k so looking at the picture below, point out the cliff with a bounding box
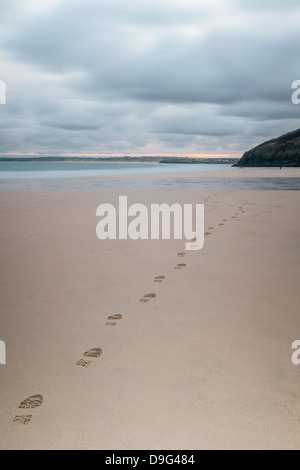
[235,129,300,167]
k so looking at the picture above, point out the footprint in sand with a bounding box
[154,275,165,283]
[140,293,156,302]
[222,219,227,222]
[76,347,102,368]
[177,252,186,258]
[231,216,237,218]
[106,314,122,326]
[208,227,214,230]
[205,232,211,236]
[175,263,186,270]
[218,223,225,226]
[12,395,43,426]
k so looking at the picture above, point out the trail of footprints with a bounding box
[204,204,245,236]
[12,199,246,425]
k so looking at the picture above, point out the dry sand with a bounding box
[0,188,299,449]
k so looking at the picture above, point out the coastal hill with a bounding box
[235,128,300,167]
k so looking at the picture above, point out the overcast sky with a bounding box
[0,0,299,156]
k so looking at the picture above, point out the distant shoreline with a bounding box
[0,156,239,165]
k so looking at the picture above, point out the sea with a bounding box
[0,160,299,190]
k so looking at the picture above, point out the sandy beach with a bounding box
[0,187,299,449]
[108,167,300,179]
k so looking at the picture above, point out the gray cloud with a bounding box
[235,0,300,11]
[0,0,299,155]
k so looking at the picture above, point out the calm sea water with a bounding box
[0,161,299,190]
[0,161,231,178]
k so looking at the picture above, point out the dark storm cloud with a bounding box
[0,0,299,155]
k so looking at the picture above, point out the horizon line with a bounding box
[0,153,242,158]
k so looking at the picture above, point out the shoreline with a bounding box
[1,167,300,181]
[0,168,300,192]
